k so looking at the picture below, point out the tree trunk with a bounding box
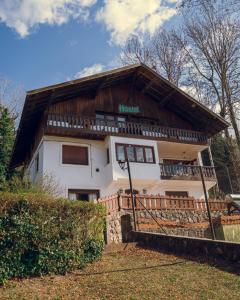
[228,102,240,147]
[226,138,240,192]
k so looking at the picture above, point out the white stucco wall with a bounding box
[27,140,44,184]
[42,136,109,198]
[27,135,216,199]
[108,136,160,182]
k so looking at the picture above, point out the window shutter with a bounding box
[62,145,88,165]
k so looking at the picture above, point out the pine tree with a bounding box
[0,106,15,188]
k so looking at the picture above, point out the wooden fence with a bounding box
[97,194,228,215]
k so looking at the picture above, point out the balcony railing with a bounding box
[46,113,208,144]
[160,163,216,181]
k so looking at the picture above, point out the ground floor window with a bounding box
[68,189,99,201]
[165,191,189,198]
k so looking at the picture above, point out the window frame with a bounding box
[62,144,89,166]
[68,189,100,201]
[165,191,189,198]
[115,143,155,164]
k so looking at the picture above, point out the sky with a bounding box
[0,0,180,92]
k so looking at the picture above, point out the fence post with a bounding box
[117,193,122,211]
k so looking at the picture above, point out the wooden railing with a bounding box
[159,163,216,181]
[46,113,208,144]
[97,194,228,215]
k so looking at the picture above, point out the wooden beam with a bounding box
[141,78,154,94]
[159,90,176,108]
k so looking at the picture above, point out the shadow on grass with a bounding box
[136,244,240,276]
[71,259,187,276]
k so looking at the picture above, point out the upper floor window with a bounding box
[116,143,155,164]
[62,145,88,165]
[96,113,126,123]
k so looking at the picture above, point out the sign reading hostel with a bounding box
[119,104,140,113]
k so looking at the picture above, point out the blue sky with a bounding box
[0,0,179,91]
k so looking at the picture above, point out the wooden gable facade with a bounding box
[10,63,228,169]
[48,82,193,130]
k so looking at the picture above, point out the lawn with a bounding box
[1,246,239,300]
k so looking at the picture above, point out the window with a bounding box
[165,191,189,198]
[116,143,155,164]
[96,113,126,123]
[116,144,125,161]
[135,146,144,162]
[126,146,135,162]
[62,145,88,165]
[68,189,99,201]
[35,153,39,173]
[145,147,154,163]
[117,116,126,123]
[96,113,105,120]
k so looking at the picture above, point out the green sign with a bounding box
[119,104,140,113]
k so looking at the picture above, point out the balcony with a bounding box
[160,163,216,181]
[46,113,208,145]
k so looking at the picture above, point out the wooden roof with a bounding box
[10,63,228,168]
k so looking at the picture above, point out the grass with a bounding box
[0,246,240,300]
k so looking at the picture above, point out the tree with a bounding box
[0,76,25,188]
[121,29,188,86]
[178,4,240,145]
[0,76,25,122]
[0,106,15,187]
[210,135,240,193]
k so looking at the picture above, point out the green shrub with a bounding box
[0,192,106,284]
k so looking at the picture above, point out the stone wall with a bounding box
[105,211,133,244]
[104,208,239,244]
[132,231,240,262]
[135,209,227,223]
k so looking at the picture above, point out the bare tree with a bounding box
[151,30,188,86]
[121,30,188,86]
[120,35,154,67]
[176,4,240,145]
[0,76,25,124]
[180,0,240,11]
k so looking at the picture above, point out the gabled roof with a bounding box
[10,63,228,168]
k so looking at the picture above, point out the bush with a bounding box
[0,192,106,284]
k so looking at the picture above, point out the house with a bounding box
[10,64,228,200]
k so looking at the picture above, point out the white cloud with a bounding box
[0,0,96,38]
[73,57,122,79]
[74,63,105,78]
[96,0,177,45]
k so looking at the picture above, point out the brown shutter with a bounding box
[62,145,88,165]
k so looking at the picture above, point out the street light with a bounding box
[118,158,137,231]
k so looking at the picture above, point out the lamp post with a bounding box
[118,158,137,231]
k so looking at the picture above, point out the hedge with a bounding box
[0,192,106,284]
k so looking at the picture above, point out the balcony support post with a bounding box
[126,158,137,232]
[199,166,216,240]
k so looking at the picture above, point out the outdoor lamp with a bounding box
[118,160,127,170]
